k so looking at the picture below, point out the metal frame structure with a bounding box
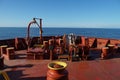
[26,18,43,50]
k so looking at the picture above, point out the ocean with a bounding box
[0,27,120,40]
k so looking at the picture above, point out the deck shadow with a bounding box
[19,76,46,80]
[4,64,33,69]
[6,70,26,80]
[5,65,46,80]
[15,54,27,59]
[88,49,120,61]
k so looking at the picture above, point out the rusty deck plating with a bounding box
[2,50,120,80]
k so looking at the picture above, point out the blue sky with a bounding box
[0,0,120,28]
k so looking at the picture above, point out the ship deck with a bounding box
[2,49,120,80]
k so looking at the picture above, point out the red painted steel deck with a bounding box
[2,50,120,80]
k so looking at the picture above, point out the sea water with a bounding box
[0,27,120,40]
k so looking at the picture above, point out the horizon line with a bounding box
[0,26,120,29]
